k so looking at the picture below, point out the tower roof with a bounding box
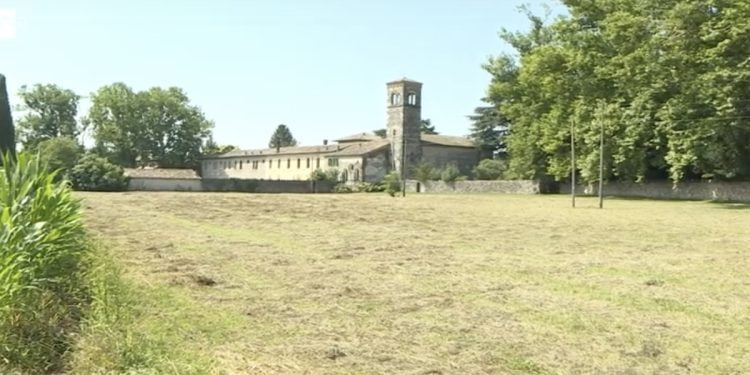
[387,77,422,85]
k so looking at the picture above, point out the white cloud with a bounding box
[0,9,17,40]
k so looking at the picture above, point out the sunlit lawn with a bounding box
[79,192,750,374]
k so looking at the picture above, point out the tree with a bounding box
[485,0,750,183]
[89,83,213,168]
[412,162,439,183]
[421,119,438,134]
[373,129,387,138]
[440,163,463,182]
[37,137,82,176]
[473,159,506,180]
[16,84,80,150]
[268,124,297,149]
[203,137,237,155]
[68,153,129,191]
[468,104,509,159]
[0,74,15,159]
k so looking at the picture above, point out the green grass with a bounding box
[78,192,750,374]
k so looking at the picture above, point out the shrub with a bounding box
[310,168,339,183]
[473,159,506,180]
[412,162,439,183]
[38,137,82,177]
[383,171,401,197]
[69,153,129,191]
[334,184,353,193]
[360,182,385,193]
[0,153,90,372]
[440,163,464,182]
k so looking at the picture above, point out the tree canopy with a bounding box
[468,103,508,159]
[203,136,237,155]
[0,74,15,159]
[89,83,213,168]
[420,119,438,134]
[486,0,750,183]
[16,84,81,150]
[268,124,297,149]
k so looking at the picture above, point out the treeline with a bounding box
[482,0,750,183]
[14,82,215,170]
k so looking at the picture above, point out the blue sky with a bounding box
[0,0,562,149]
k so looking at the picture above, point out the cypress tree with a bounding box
[0,73,16,159]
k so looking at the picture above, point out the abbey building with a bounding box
[201,79,479,183]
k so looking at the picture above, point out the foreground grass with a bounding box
[78,192,750,374]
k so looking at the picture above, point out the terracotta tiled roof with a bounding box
[205,144,345,159]
[329,139,390,156]
[124,168,200,179]
[334,132,383,143]
[420,134,475,148]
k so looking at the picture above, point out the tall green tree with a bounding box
[420,119,438,134]
[89,83,213,168]
[486,0,750,183]
[16,84,80,150]
[203,136,237,155]
[468,103,508,159]
[37,137,82,176]
[0,74,14,159]
[268,124,297,149]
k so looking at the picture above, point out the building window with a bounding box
[306,158,310,168]
[287,159,291,168]
[391,92,401,106]
[240,161,243,169]
[297,158,301,168]
[316,158,320,168]
[407,92,417,105]
[278,159,281,168]
[328,158,339,167]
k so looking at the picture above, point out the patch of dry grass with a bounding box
[78,192,750,374]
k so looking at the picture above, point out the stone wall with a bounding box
[364,152,389,182]
[128,178,202,192]
[406,180,541,194]
[559,180,750,202]
[421,145,479,175]
[201,179,334,193]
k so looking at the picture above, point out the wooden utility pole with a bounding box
[570,122,576,208]
[598,121,604,209]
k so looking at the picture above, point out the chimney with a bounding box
[323,139,328,145]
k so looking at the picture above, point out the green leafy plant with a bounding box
[0,153,89,372]
[68,153,129,191]
[412,162,439,183]
[38,137,82,178]
[310,168,339,183]
[440,163,464,183]
[473,159,506,180]
[383,171,401,197]
[333,184,353,193]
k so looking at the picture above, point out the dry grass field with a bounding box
[78,192,750,374]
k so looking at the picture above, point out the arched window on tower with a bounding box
[407,92,418,106]
[391,92,401,106]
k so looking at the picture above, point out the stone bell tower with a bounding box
[386,78,422,178]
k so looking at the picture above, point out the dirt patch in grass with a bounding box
[79,192,750,374]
